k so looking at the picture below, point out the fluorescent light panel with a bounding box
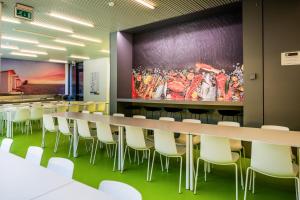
[49,12,94,27]
[13,29,56,39]
[1,36,38,44]
[30,22,73,33]
[20,49,48,55]
[49,59,68,64]
[38,44,67,51]
[11,51,38,57]
[70,34,102,43]
[70,55,90,60]
[134,0,155,9]
[1,44,19,50]
[1,16,21,24]
[54,39,85,47]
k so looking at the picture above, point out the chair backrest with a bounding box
[0,138,13,153]
[56,104,68,113]
[125,126,146,149]
[96,102,106,112]
[200,135,233,163]
[76,119,92,138]
[113,113,125,117]
[261,125,289,131]
[69,104,80,112]
[94,112,103,115]
[133,115,146,119]
[251,141,294,177]
[13,108,30,122]
[217,121,241,147]
[99,180,142,200]
[159,117,175,121]
[25,146,43,165]
[96,122,114,143]
[57,117,71,135]
[87,103,96,113]
[82,110,90,114]
[43,115,56,132]
[47,157,74,179]
[30,106,43,120]
[182,119,201,124]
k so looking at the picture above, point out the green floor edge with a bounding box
[0,125,296,200]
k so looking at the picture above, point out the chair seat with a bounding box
[129,140,154,150]
[176,135,200,146]
[252,163,299,178]
[202,152,240,165]
[230,139,243,151]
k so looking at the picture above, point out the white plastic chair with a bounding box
[76,119,96,164]
[30,106,44,133]
[99,180,142,200]
[194,134,242,200]
[111,113,125,133]
[113,113,125,117]
[82,110,90,114]
[94,112,103,115]
[0,138,13,153]
[123,122,153,181]
[149,117,185,193]
[12,108,31,136]
[244,141,298,200]
[176,119,201,146]
[25,146,43,165]
[47,157,74,179]
[92,121,118,170]
[42,115,58,147]
[261,125,289,131]
[55,117,73,157]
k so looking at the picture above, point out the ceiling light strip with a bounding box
[134,0,155,9]
[38,44,67,51]
[20,49,48,55]
[30,22,73,33]
[49,12,94,27]
[70,55,90,60]
[1,36,38,44]
[54,39,85,47]
[49,59,68,64]
[1,44,19,50]
[11,52,38,57]
[1,16,21,24]
[70,34,102,43]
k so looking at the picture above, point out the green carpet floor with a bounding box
[0,125,296,200]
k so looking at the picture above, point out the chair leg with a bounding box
[112,143,118,171]
[54,132,61,153]
[239,152,244,189]
[252,171,256,193]
[147,149,151,181]
[204,161,207,182]
[234,163,239,200]
[194,157,201,194]
[128,148,132,164]
[160,154,164,172]
[249,170,253,190]
[149,150,156,181]
[68,135,73,158]
[122,146,128,173]
[89,139,95,164]
[244,168,251,200]
[92,140,99,165]
[178,156,183,193]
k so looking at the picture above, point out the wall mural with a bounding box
[132,11,243,102]
[0,58,65,94]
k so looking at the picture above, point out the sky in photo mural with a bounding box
[0,58,65,94]
[132,11,243,102]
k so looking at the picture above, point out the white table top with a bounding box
[50,112,300,147]
[0,151,72,200]
[31,181,115,200]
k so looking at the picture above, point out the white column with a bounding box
[185,134,190,189]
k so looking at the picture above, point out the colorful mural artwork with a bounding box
[132,62,244,101]
[0,58,65,94]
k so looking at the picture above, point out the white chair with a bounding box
[194,135,243,200]
[149,117,185,193]
[261,125,289,131]
[176,119,201,146]
[82,110,90,114]
[113,113,125,117]
[244,141,298,200]
[12,108,31,136]
[94,112,103,115]
[92,121,118,170]
[47,157,74,179]
[30,106,44,133]
[99,180,142,200]
[42,115,58,147]
[111,113,125,133]
[76,119,96,163]
[0,138,13,153]
[123,121,153,181]
[25,146,43,165]
[55,117,73,157]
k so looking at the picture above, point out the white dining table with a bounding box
[46,112,300,192]
[0,151,114,200]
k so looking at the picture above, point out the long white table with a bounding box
[0,151,113,200]
[46,112,300,192]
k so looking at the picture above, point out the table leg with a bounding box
[189,134,194,190]
[118,126,124,171]
[41,123,45,148]
[73,120,78,157]
[6,112,11,138]
[185,134,190,190]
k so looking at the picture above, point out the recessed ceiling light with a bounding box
[54,39,85,47]
[100,49,110,54]
[70,34,102,43]
[30,22,73,33]
[1,35,38,44]
[38,44,67,51]
[13,29,56,39]
[1,44,19,50]
[49,12,94,27]
[134,0,155,9]
[70,55,90,60]
[1,16,21,24]
[49,59,68,64]
[20,49,48,55]
[11,51,38,57]
[108,1,115,7]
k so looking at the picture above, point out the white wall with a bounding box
[83,57,110,102]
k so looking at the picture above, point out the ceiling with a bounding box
[0,0,240,63]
